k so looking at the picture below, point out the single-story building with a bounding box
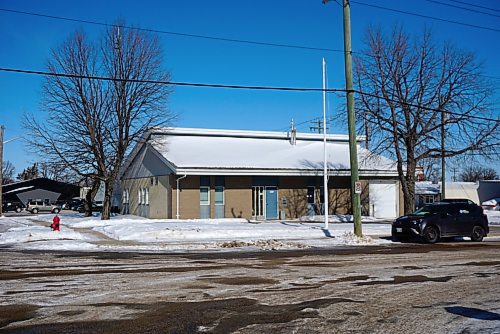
[415,182,440,208]
[120,127,403,220]
[2,177,81,206]
[415,181,481,208]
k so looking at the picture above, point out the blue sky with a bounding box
[0,0,499,176]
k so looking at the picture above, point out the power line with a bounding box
[354,89,500,123]
[2,7,500,82]
[0,67,344,93]
[448,0,500,13]
[0,66,498,123]
[0,8,346,54]
[350,0,500,33]
[423,0,500,18]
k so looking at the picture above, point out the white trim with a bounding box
[174,168,399,177]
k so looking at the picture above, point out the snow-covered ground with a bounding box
[0,211,498,253]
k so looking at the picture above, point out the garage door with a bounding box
[369,181,398,219]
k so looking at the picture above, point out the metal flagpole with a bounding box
[322,58,329,230]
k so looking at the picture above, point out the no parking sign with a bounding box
[355,181,362,194]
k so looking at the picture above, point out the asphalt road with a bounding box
[1,238,500,334]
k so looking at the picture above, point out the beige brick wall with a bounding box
[125,174,402,220]
[122,176,171,218]
[225,176,252,219]
[171,175,200,219]
[278,176,308,219]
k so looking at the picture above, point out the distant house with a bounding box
[2,178,80,206]
[415,181,481,208]
[415,182,440,208]
[119,127,403,220]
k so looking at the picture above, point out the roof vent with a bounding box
[289,119,297,146]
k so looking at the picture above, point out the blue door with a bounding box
[265,187,278,220]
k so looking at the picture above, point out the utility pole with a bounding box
[341,0,362,236]
[0,125,4,217]
[310,119,327,134]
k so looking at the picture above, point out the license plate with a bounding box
[396,228,402,233]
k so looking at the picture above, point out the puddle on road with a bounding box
[461,261,500,267]
[0,304,38,329]
[1,297,365,333]
[0,264,239,280]
[400,266,426,270]
[248,284,323,293]
[288,262,349,268]
[335,275,372,282]
[354,275,453,286]
[200,276,278,285]
[57,310,86,317]
[473,272,500,278]
[5,289,52,295]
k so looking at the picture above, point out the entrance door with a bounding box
[265,186,278,220]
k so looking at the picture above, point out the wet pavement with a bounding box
[1,240,499,333]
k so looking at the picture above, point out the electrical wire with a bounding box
[2,7,500,81]
[0,67,344,92]
[0,67,498,123]
[354,89,500,123]
[0,8,346,54]
[350,0,500,33]
[423,0,500,18]
[448,0,500,13]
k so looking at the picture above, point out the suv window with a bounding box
[444,205,458,216]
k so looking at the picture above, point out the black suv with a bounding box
[392,201,489,243]
[2,201,25,213]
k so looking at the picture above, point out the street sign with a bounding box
[355,181,362,194]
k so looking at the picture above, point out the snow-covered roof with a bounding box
[415,182,440,195]
[135,127,398,177]
[3,186,34,194]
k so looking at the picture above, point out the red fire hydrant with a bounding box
[51,215,60,232]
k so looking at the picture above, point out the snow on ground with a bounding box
[0,213,393,252]
[0,210,497,253]
[485,209,500,225]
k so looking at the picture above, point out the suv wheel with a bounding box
[471,225,485,242]
[52,208,60,214]
[15,207,22,213]
[423,225,440,244]
[32,208,39,214]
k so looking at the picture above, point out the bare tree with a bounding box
[459,165,498,182]
[2,160,15,185]
[23,22,174,219]
[354,26,499,214]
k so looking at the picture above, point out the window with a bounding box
[200,187,210,205]
[144,188,149,205]
[424,195,434,204]
[123,189,130,204]
[150,178,154,186]
[138,188,143,205]
[252,186,264,217]
[215,186,224,205]
[307,186,315,204]
[155,177,159,186]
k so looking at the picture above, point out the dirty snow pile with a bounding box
[0,213,395,252]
